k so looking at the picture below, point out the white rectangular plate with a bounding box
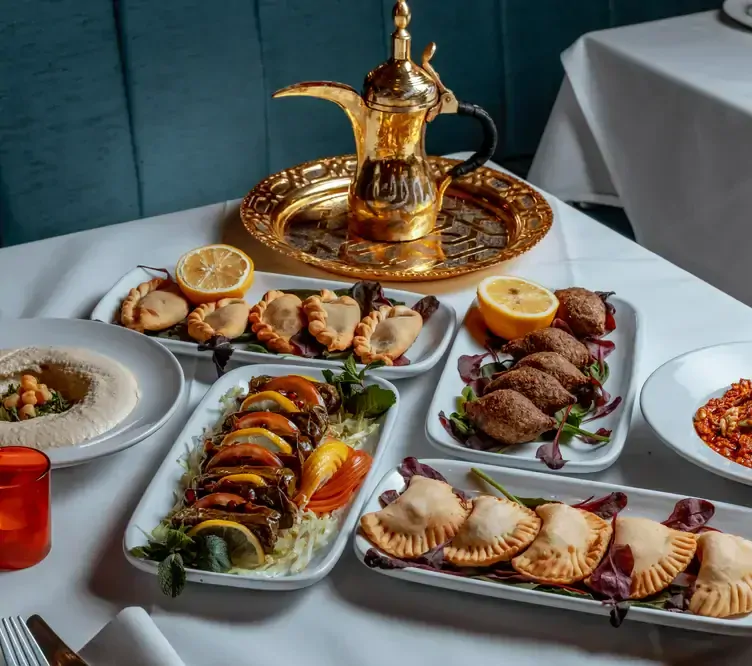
[124,363,399,590]
[354,458,752,636]
[425,296,639,473]
[92,266,456,380]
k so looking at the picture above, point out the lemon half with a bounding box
[477,276,558,340]
[176,244,254,304]
[187,519,265,569]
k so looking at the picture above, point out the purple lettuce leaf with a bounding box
[578,427,613,444]
[465,431,508,451]
[412,295,440,322]
[350,281,393,316]
[289,329,325,358]
[392,355,411,366]
[552,318,575,336]
[536,405,571,470]
[379,489,400,507]
[589,539,635,628]
[572,492,628,519]
[458,352,492,394]
[661,498,715,533]
[583,396,622,423]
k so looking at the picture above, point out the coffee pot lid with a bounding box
[362,1,439,112]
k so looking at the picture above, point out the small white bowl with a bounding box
[641,341,752,487]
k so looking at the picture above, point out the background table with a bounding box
[2,157,752,665]
[528,10,752,308]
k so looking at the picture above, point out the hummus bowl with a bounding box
[124,363,399,591]
[0,318,185,467]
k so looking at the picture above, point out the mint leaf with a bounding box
[163,527,194,552]
[196,535,232,573]
[158,553,187,598]
[343,355,359,379]
[346,385,396,419]
[321,369,335,385]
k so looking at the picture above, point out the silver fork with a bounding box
[0,617,48,666]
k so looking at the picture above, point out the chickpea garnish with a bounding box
[20,375,38,392]
[18,404,36,420]
[21,390,38,406]
[35,386,52,404]
[2,393,20,410]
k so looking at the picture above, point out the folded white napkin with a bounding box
[79,607,185,666]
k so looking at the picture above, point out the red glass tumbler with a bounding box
[0,447,51,569]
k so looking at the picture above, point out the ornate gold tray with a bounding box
[240,155,553,281]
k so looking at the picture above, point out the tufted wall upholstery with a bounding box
[0,0,717,246]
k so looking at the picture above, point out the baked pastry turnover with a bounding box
[360,476,471,559]
[511,503,612,584]
[303,290,361,352]
[120,277,189,332]
[353,305,423,365]
[249,290,305,354]
[690,532,752,618]
[187,298,250,342]
[444,495,541,567]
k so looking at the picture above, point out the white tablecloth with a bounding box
[2,158,752,664]
[528,11,752,307]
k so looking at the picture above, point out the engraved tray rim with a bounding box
[240,155,553,282]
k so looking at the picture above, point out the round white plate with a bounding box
[723,0,752,30]
[640,341,752,486]
[0,318,185,467]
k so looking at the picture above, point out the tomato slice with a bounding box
[232,411,300,437]
[262,376,325,409]
[206,443,283,469]
[307,450,372,514]
[192,492,246,510]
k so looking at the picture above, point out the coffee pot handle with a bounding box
[447,102,498,179]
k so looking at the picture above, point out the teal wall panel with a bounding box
[0,0,721,245]
[258,0,387,171]
[0,0,139,246]
[116,0,267,217]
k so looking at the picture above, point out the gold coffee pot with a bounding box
[273,0,498,242]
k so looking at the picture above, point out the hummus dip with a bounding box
[0,347,140,449]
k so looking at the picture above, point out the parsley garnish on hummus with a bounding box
[0,381,71,422]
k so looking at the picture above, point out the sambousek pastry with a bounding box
[464,389,556,445]
[502,328,590,368]
[353,305,423,365]
[119,277,190,332]
[511,503,612,584]
[482,366,576,415]
[444,495,541,567]
[554,287,607,338]
[360,476,471,559]
[515,352,590,393]
[690,532,752,618]
[249,290,306,354]
[587,516,697,600]
[303,290,361,352]
[186,298,251,342]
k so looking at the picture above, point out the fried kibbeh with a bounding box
[516,352,590,393]
[484,366,576,415]
[502,328,590,368]
[464,389,556,445]
[554,287,607,338]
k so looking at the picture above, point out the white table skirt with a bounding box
[2,158,752,664]
[528,11,752,308]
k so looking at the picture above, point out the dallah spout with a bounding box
[273,82,367,164]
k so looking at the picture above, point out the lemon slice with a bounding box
[216,473,267,487]
[220,428,293,454]
[187,519,265,569]
[176,244,254,304]
[240,391,300,413]
[477,276,559,340]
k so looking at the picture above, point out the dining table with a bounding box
[2,153,752,665]
[528,10,752,309]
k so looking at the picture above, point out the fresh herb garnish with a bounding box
[322,356,396,419]
[131,524,232,598]
[471,468,550,509]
